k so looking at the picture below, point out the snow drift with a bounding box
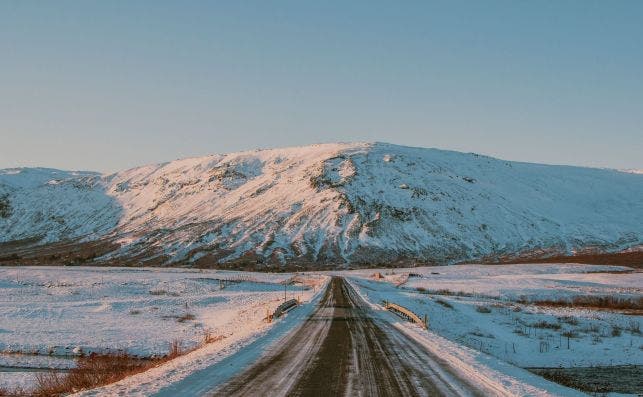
[1,142,641,267]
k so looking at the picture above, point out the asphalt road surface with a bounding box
[212,277,484,397]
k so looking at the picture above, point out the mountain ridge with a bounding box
[1,142,642,268]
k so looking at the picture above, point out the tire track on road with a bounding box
[213,277,483,397]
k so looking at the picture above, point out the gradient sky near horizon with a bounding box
[1,1,642,172]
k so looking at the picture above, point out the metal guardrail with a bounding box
[273,298,299,319]
[382,300,428,329]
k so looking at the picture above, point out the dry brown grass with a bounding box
[32,354,157,396]
[167,339,183,359]
[177,313,196,322]
[533,295,643,312]
[4,340,189,397]
[535,368,609,393]
[202,329,226,345]
[435,298,453,309]
[496,250,643,268]
[475,305,492,313]
[532,320,562,330]
[0,387,27,397]
[417,288,476,297]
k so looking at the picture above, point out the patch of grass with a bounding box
[29,339,187,397]
[532,320,561,330]
[561,330,578,338]
[422,288,475,297]
[149,289,167,295]
[534,369,610,394]
[533,295,643,311]
[470,330,495,338]
[167,339,183,358]
[0,387,24,396]
[513,327,527,336]
[177,313,196,323]
[202,329,226,345]
[611,325,622,337]
[580,323,600,334]
[559,316,579,325]
[627,320,640,334]
[33,354,151,396]
[128,309,141,315]
[475,305,491,313]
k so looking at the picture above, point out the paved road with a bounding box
[212,277,483,397]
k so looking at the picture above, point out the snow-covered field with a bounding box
[2,263,640,394]
[0,266,327,391]
[344,263,643,369]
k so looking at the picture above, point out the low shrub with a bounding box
[34,353,158,396]
[532,320,561,330]
[513,327,527,336]
[177,313,196,323]
[581,323,600,334]
[476,305,491,313]
[534,295,642,311]
[27,339,190,396]
[435,299,453,309]
[426,288,474,297]
[535,369,609,393]
[203,330,225,345]
[559,316,579,325]
[628,320,640,334]
[168,339,183,358]
[561,330,578,338]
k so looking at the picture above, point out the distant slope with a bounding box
[1,143,642,267]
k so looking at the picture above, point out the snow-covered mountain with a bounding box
[1,142,642,267]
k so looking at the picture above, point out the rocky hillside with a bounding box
[1,143,642,268]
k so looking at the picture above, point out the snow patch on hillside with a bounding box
[1,143,642,266]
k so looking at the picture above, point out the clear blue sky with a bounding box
[1,1,642,172]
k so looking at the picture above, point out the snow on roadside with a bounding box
[342,264,642,369]
[73,276,329,397]
[345,263,637,299]
[395,324,586,397]
[346,277,587,397]
[0,266,327,392]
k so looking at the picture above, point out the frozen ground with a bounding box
[212,277,585,397]
[2,263,640,395]
[0,266,327,391]
[342,263,642,369]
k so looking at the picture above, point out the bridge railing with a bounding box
[382,300,428,329]
[265,298,299,322]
